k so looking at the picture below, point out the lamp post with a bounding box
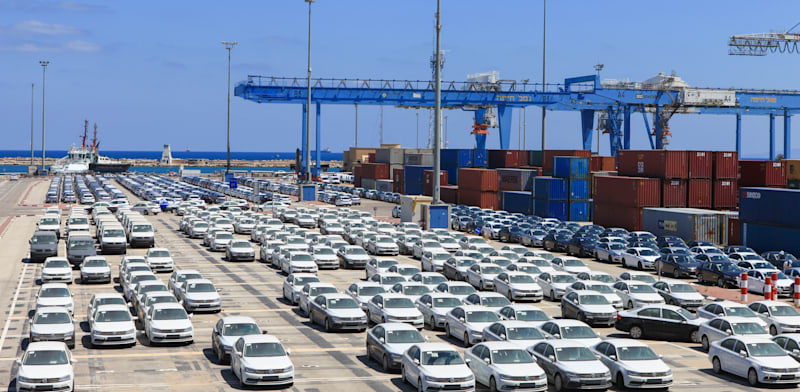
[432,0,442,204]
[221,41,238,177]
[30,83,34,167]
[541,0,547,150]
[39,60,49,173]
[304,0,314,181]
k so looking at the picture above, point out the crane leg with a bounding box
[581,110,594,150]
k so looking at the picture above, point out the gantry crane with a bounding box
[729,22,800,56]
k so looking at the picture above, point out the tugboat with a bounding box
[51,121,132,174]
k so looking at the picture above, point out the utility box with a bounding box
[421,204,451,230]
[401,195,432,223]
[300,184,317,201]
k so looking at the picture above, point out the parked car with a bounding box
[614,304,702,342]
[365,322,427,371]
[592,339,673,389]
[527,340,612,391]
[400,343,475,392]
[708,336,800,387]
[464,341,548,392]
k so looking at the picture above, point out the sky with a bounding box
[1,0,800,158]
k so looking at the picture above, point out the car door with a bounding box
[232,338,245,377]
[728,340,750,377]
[467,265,480,287]
[748,270,763,294]
[369,326,385,360]
[594,342,615,370]
[563,292,579,319]
[451,307,466,336]
[634,307,663,338]
[661,308,697,339]
[496,273,509,295]
[613,282,631,306]
[405,345,421,383]
[705,318,725,342]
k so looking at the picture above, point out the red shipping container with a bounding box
[367,153,376,163]
[727,216,740,245]
[713,151,738,179]
[458,168,499,191]
[423,170,449,196]
[594,176,661,207]
[661,179,687,207]
[543,150,591,174]
[353,165,362,187]
[392,181,403,194]
[590,156,617,172]
[688,151,712,179]
[713,179,738,209]
[617,150,689,179]
[738,160,787,187]
[458,189,499,209]
[688,179,712,208]
[360,163,390,179]
[488,150,522,168]
[441,185,459,204]
[518,166,544,175]
[593,203,643,231]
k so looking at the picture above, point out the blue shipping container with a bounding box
[473,149,488,167]
[743,222,800,256]
[534,199,569,221]
[568,179,590,200]
[404,165,432,185]
[534,177,568,200]
[442,167,459,185]
[569,200,592,221]
[740,187,800,229]
[553,156,590,179]
[404,182,423,195]
[502,191,533,215]
[441,149,473,167]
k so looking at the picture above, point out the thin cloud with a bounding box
[64,39,100,52]
[0,39,101,52]
[13,20,85,35]
[58,1,109,12]
[162,60,187,70]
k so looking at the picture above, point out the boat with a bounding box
[51,121,132,174]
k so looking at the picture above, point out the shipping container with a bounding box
[617,150,689,179]
[593,203,644,231]
[593,176,661,207]
[441,185,459,204]
[533,177,568,200]
[501,191,533,215]
[404,165,431,185]
[376,148,405,165]
[743,222,800,256]
[534,199,569,221]
[785,159,800,181]
[553,156,590,179]
[728,216,740,245]
[362,178,376,190]
[423,170,449,196]
[498,168,537,191]
[473,149,488,167]
[405,153,434,167]
[458,168,499,191]
[569,200,592,221]
[688,179,712,208]
[529,150,543,167]
[488,150,522,168]
[642,208,721,244]
[360,163,390,179]
[688,151,713,179]
[392,181,403,194]
[542,150,592,174]
[404,182,423,195]
[739,160,787,187]
[589,171,617,198]
[712,151,738,179]
[568,179,590,201]
[712,179,738,209]
[376,179,393,193]
[353,165,362,187]
[458,189,499,209]
[661,179,687,208]
[440,149,474,167]
[392,168,404,184]
[590,156,617,172]
[739,187,800,228]
[713,210,739,245]
[443,167,459,185]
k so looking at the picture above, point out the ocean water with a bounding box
[0,165,340,174]
[0,150,343,161]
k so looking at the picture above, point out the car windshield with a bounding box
[423,276,447,285]
[671,255,693,263]
[507,327,545,340]
[386,330,423,343]
[579,295,609,305]
[433,297,462,308]
[244,342,286,357]
[491,348,534,364]
[555,346,596,361]
[769,305,800,316]
[483,296,511,307]
[446,285,474,295]
[215,233,233,240]
[295,276,320,286]
[147,296,177,306]
[31,235,57,245]
[153,308,188,320]
[69,217,88,225]
[132,225,152,232]
[743,254,762,261]
[23,350,69,366]
[286,238,305,245]
[731,322,767,335]
[509,275,536,284]
[149,250,170,258]
[357,286,385,296]
[705,248,722,254]
[348,248,367,255]
[292,254,313,262]
[639,249,658,256]
[718,263,739,272]
[187,283,216,293]
[94,309,131,322]
[40,287,70,297]
[422,350,464,365]
[34,312,70,324]
[40,218,58,225]
[707,255,728,262]
[377,259,397,268]
[68,239,94,249]
[432,253,450,261]
[384,298,414,308]
[178,273,203,283]
[327,297,359,309]
[669,284,696,293]
[517,266,542,275]
[609,243,625,250]
[396,267,419,276]
[382,276,406,285]
[223,323,260,336]
[466,311,499,322]
[482,266,503,275]
[561,326,598,339]
[588,285,614,293]
[315,248,335,256]
[232,242,250,248]
[310,287,338,296]
[403,286,429,295]
[84,259,108,267]
[630,275,656,283]
[515,310,548,321]
[45,260,70,269]
[552,275,577,284]
[726,307,758,318]
[747,342,787,357]
[616,345,659,360]
[528,259,551,267]
[95,297,126,307]
[564,259,586,267]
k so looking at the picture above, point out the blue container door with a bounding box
[428,205,450,229]
[743,222,800,256]
[534,177,567,200]
[568,179,590,200]
[553,156,589,179]
[443,167,459,185]
[535,200,568,220]
[569,201,591,221]
[473,150,488,167]
[404,182,423,195]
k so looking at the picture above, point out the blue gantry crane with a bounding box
[235,73,799,174]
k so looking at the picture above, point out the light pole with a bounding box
[30,83,34,166]
[39,60,48,173]
[522,79,529,149]
[432,0,442,204]
[416,110,419,148]
[541,0,547,150]
[354,103,358,147]
[221,41,238,177]
[304,0,314,181]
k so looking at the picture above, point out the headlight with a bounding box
[125,329,136,335]
[17,376,35,383]
[151,328,165,334]
[56,375,72,382]
[562,371,579,379]
[762,367,780,373]
[424,375,451,383]
[244,367,259,373]
[628,371,647,377]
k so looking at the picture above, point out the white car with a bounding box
[709,336,800,386]
[89,304,137,347]
[697,301,768,328]
[365,257,399,279]
[15,342,76,392]
[493,272,543,302]
[368,272,408,291]
[415,293,462,330]
[281,252,319,275]
[466,263,504,291]
[742,269,793,297]
[282,273,321,305]
[460,236,489,249]
[136,291,179,322]
[413,240,446,259]
[420,251,452,273]
[366,293,424,328]
[144,302,194,344]
[180,279,222,312]
[748,300,800,335]
[622,247,661,270]
[567,281,623,309]
[86,293,127,322]
[699,316,771,352]
[652,280,705,311]
[367,235,400,256]
[145,248,174,273]
[298,282,338,316]
[410,272,448,291]
[168,269,203,294]
[307,293,368,332]
[536,272,577,301]
[40,257,73,284]
[496,304,551,326]
[444,305,501,347]
[346,281,386,311]
[36,283,74,314]
[230,334,294,388]
[593,339,673,389]
[551,256,591,274]
[79,256,112,284]
[434,281,476,301]
[612,281,665,309]
[463,292,512,310]
[226,240,256,261]
[437,236,461,253]
[400,343,475,392]
[209,231,235,251]
[390,282,431,302]
[311,246,339,269]
[28,307,75,349]
[482,321,550,350]
[211,316,264,364]
[538,319,602,347]
[465,341,548,392]
[388,264,422,278]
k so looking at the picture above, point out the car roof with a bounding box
[572,290,606,296]
[151,302,184,310]
[545,339,591,348]
[473,291,505,298]
[493,320,538,329]
[413,342,457,352]
[94,304,130,313]
[239,334,281,344]
[376,322,419,332]
[175,269,201,275]
[25,341,69,351]
[729,336,780,344]
[751,300,792,306]
[92,293,124,299]
[318,292,352,300]
[35,306,70,314]
[44,257,69,263]
[713,300,749,308]
[457,305,491,312]
[40,283,69,289]
[477,340,526,350]
[148,247,169,252]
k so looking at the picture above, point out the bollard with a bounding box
[772,273,779,299]
[765,276,773,300]
[740,273,748,303]
[795,277,800,307]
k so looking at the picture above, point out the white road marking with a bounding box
[0,262,29,356]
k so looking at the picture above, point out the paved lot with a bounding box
[0,177,792,391]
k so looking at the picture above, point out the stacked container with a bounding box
[529,149,592,175]
[422,170,449,196]
[593,176,661,231]
[441,186,459,204]
[353,164,362,188]
[497,168,537,191]
[590,156,617,172]
[533,177,568,220]
[686,151,712,208]
[440,149,473,186]
[488,150,522,169]
[501,191,533,215]
[458,168,499,209]
[553,156,591,221]
[738,160,787,187]
[473,149,488,168]
[358,163,391,190]
[405,153,434,166]
[403,165,431,195]
[785,159,800,189]
[740,187,800,255]
[713,151,739,209]
[392,168,404,194]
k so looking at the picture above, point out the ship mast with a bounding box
[92,123,98,152]
[81,120,88,149]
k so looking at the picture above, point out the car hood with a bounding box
[37,297,72,307]
[93,321,135,333]
[630,293,664,302]
[150,319,192,330]
[17,364,72,380]
[581,304,617,313]
[290,261,317,267]
[557,360,608,374]
[509,283,542,291]
[670,292,704,301]
[43,267,71,275]
[31,245,57,252]
[385,308,422,318]
[384,342,417,356]
[184,292,220,301]
[241,356,292,370]
[148,257,173,263]
[421,363,473,378]
[328,308,366,318]
[82,266,110,274]
[465,321,495,331]
[346,254,370,261]
[315,255,338,261]
[38,224,60,231]
[618,359,670,373]
[492,362,546,377]
[506,339,549,350]
[31,323,74,335]
[564,266,591,273]
[772,315,800,325]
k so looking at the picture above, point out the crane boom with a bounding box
[729,22,800,56]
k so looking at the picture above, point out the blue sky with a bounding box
[1,0,799,157]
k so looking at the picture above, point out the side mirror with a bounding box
[320,304,327,309]
[236,352,243,358]
[216,288,222,292]
[483,357,491,364]
[424,335,431,342]
[609,355,617,361]
[188,314,193,319]
[459,317,465,323]
[547,355,556,362]
[262,330,269,335]
[465,358,471,365]
[793,349,799,354]
[378,337,385,344]
[725,329,732,336]
[658,354,664,359]
[499,334,507,340]
[286,349,291,356]
[71,358,77,364]
[413,358,420,366]
[553,333,561,339]
[739,350,748,357]
[378,303,383,309]
[131,316,139,321]
[15,359,21,365]
[426,303,432,308]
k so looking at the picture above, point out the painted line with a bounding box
[0,262,29,356]
[17,179,41,206]
[666,342,705,356]
[0,216,13,238]
[0,346,363,362]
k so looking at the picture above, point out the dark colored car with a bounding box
[688,240,715,248]
[498,225,522,243]
[614,305,702,342]
[762,251,798,268]
[66,234,97,268]
[29,231,58,262]
[696,261,743,288]
[566,238,597,258]
[543,233,571,252]
[656,254,701,279]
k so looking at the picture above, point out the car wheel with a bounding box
[616,372,625,388]
[712,356,722,374]
[629,325,643,339]
[417,378,424,392]
[553,373,564,392]
[701,335,710,352]
[690,329,700,343]
[697,274,705,284]
[717,278,726,288]
[627,301,634,309]
[638,261,643,270]
[770,325,778,336]
[463,332,470,347]
[578,312,587,323]
[382,354,391,372]
[747,368,759,386]
[489,376,498,392]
